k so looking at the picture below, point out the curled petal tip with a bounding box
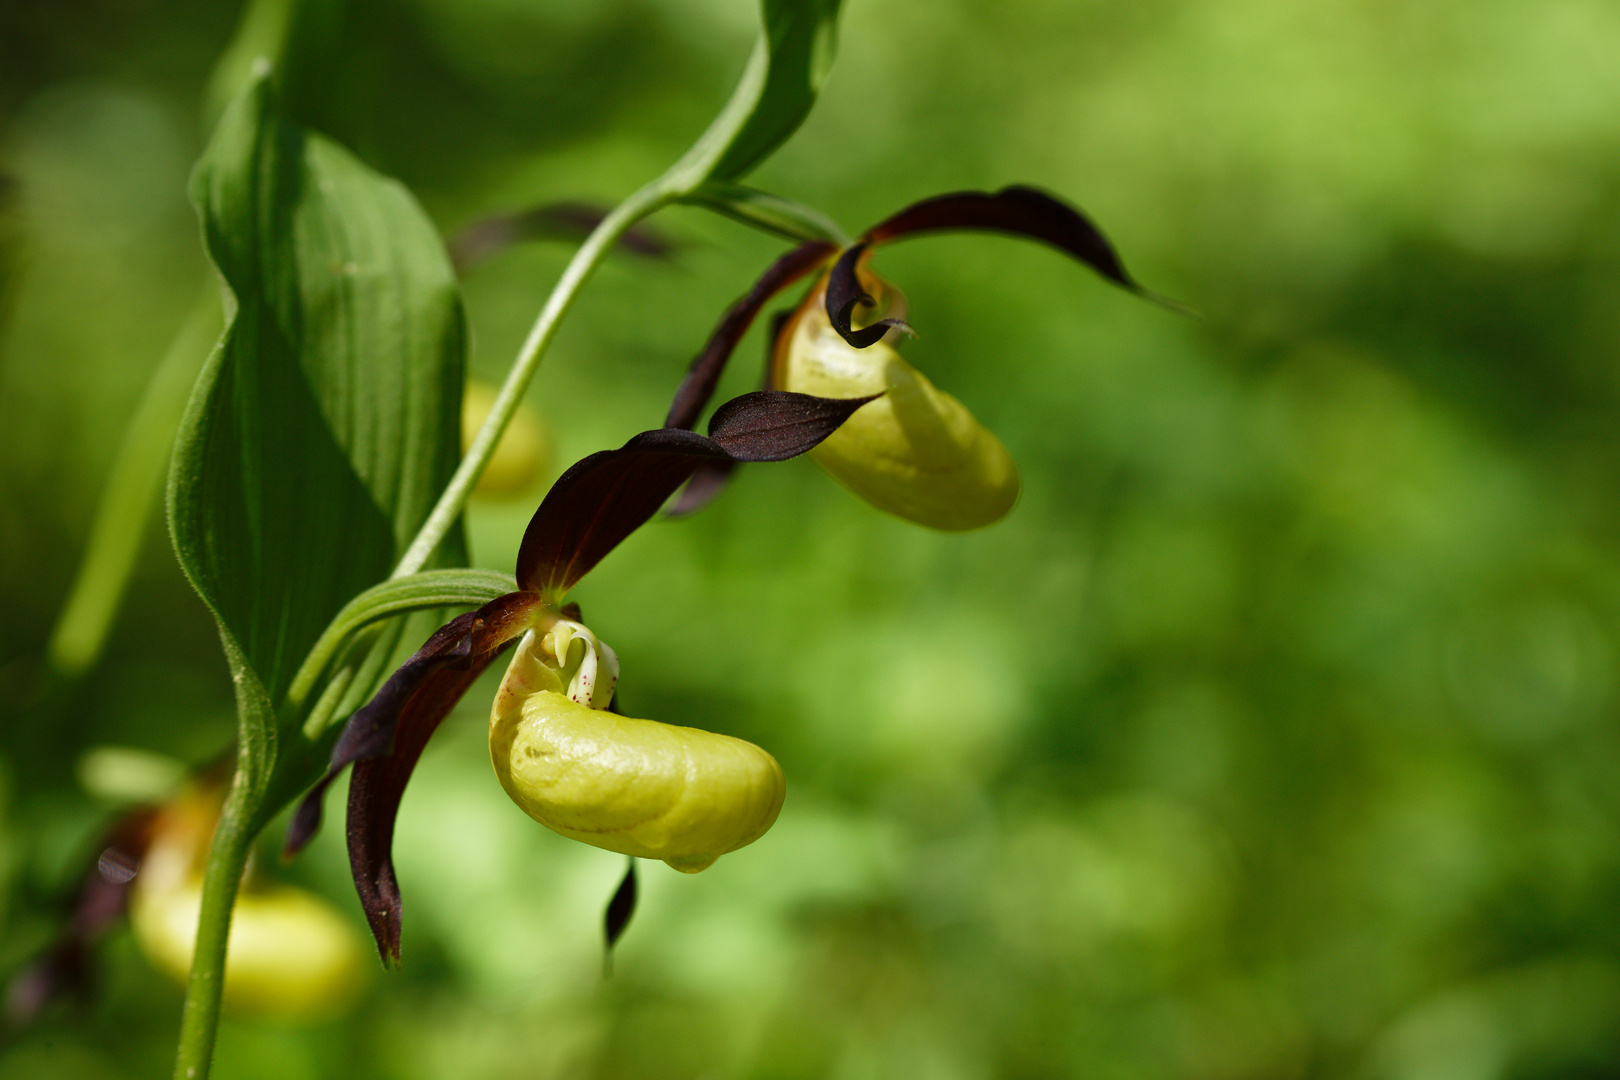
[775,276,1018,531]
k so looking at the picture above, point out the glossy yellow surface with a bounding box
[774,274,1019,531]
[490,630,785,872]
[130,880,368,1019]
[128,788,367,1019]
[462,378,551,498]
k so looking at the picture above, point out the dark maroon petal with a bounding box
[449,201,673,275]
[518,392,874,595]
[664,240,837,431]
[707,389,877,461]
[861,185,1147,294]
[603,859,638,958]
[346,658,495,966]
[284,592,541,861]
[825,243,913,349]
[665,309,799,518]
[666,458,740,517]
[4,940,92,1025]
[516,428,730,596]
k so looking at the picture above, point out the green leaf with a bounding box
[678,0,845,186]
[683,180,850,245]
[170,71,467,755]
[284,567,520,715]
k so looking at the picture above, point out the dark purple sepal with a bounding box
[666,458,740,517]
[517,391,875,596]
[603,859,638,957]
[706,389,878,461]
[449,201,673,275]
[664,240,837,431]
[825,243,914,349]
[862,185,1145,294]
[284,591,542,861]
[346,656,497,966]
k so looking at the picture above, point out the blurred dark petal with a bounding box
[602,859,638,966]
[449,200,673,275]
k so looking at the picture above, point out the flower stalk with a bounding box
[171,774,254,1080]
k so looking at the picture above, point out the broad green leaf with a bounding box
[684,0,846,185]
[170,71,467,772]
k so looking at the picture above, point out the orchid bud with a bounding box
[462,378,551,498]
[130,881,367,1019]
[489,624,785,873]
[128,788,365,1019]
[773,271,1019,531]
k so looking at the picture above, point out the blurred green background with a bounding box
[4,0,1620,1077]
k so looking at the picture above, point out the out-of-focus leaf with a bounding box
[678,0,845,186]
[47,292,221,678]
[170,70,467,795]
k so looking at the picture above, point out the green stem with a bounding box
[391,185,671,578]
[392,34,775,579]
[172,771,255,1080]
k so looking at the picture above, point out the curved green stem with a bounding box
[171,772,255,1080]
[393,34,779,580]
[393,185,672,578]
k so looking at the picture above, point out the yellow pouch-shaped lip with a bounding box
[130,878,367,1019]
[774,276,1019,531]
[490,633,784,872]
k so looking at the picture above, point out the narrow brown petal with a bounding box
[665,240,837,431]
[862,185,1145,293]
[345,659,494,966]
[706,388,879,461]
[666,458,739,517]
[824,243,914,349]
[518,392,870,596]
[285,592,542,860]
[665,309,799,518]
[603,859,638,957]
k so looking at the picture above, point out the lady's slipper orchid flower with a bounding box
[6,767,365,1023]
[285,389,871,964]
[664,186,1157,528]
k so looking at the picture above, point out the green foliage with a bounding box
[170,70,468,772]
[706,0,844,183]
[6,0,1620,1078]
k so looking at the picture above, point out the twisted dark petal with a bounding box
[666,458,740,517]
[448,201,673,275]
[346,657,496,966]
[825,243,913,349]
[664,240,838,431]
[603,859,638,959]
[518,392,872,596]
[707,389,878,460]
[861,185,1146,294]
[284,590,540,898]
[666,309,799,518]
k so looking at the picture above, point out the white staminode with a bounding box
[546,619,619,710]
